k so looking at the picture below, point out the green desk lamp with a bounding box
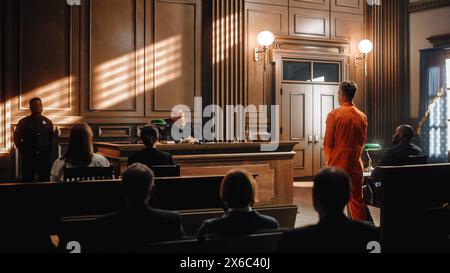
[364,143,382,173]
[151,119,168,126]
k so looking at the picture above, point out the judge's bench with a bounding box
[95,141,297,206]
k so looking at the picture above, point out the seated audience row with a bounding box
[50,123,173,182]
[94,164,378,253]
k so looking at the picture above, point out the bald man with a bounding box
[324,81,368,221]
[371,125,424,179]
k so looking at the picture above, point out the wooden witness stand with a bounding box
[95,142,298,206]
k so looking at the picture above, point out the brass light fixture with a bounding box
[355,39,373,77]
[254,31,275,71]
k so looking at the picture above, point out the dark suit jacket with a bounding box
[372,142,424,179]
[277,214,379,253]
[197,210,279,238]
[95,205,184,247]
[14,115,54,155]
[128,147,175,168]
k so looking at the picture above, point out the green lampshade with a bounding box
[364,143,382,151]
[151,119,168,126]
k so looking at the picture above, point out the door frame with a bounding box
[272,49,349,179]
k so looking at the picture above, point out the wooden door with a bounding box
[312,84,339,174]
[281,84,314,178]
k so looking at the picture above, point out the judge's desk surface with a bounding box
[95,141,298,206]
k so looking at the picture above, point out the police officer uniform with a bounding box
[14,115,55,182]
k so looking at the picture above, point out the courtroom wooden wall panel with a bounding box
[289,0,330,11]
[0,0,12,180]
[289,8,330,38]
[10,0,80,118]
[0,0,4,151]
[330,11,365,109]
[245,0,288,6]
[81,0,145,117]
[212,0,246,140]
[246,2,288,107]
[331,0,363,14]
[145,0,202,117]
[365,0,409,145]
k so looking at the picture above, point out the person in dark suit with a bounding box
[14,98,55,182]
[371,125,424,179]
[128,126,175,167]
[95,163,184,247]
[197,169,279,238]
[278,168,379,253]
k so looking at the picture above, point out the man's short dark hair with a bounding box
[122,163,155,204]
[220,169,257,209]
[29,97,42,106]
[399,124,415,142]
[141,126,159,147]
[340,81,358,102]
[313,168,350,214]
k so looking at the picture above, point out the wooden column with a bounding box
[212,0,246,138]
[366,0,410,145]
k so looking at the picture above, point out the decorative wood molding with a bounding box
[408,0,450,13]
[98,126,132,138]
[427,33,450,47]
[274,35,350,54]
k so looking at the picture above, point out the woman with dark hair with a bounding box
[50,123,110,182]
[197,169,279,237]
[127,125,174,168]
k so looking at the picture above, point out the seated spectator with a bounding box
[50,123,110,182]
[278,168,379,253]
[197,169,279,238]
[372,125,425,179]
[95,163,184,247]
[128,126,175,167]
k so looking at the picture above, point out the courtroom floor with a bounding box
[293,182,380,228]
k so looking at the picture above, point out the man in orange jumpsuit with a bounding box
[324,81,368,221]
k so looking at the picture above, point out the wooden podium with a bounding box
[95,142,297,206]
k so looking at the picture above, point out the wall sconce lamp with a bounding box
[355,39,373,77]
[254,31,275,71]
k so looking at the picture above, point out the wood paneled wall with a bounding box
[246,0,365,109]
[1,0,202,180]
[246,1,288,107]
[1,0,12,180]
[0,0,4,152]
[212,0,246,109]
[5,0,201,124]
[365,0,409,145]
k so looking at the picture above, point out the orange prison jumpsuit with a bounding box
[323,102,368,221]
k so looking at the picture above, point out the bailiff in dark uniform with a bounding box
[14,98,55,182]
